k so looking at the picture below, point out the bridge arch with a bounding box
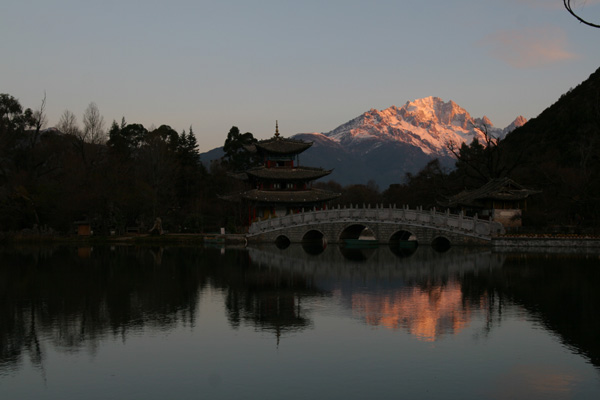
[388,229,419,256]
[301,229,327,255]
[431,236,451,252]
[302,229,325,244]
[275,235,291,249]
[389,229,418,245]
[339,224,376,241]
[246,205,505,246]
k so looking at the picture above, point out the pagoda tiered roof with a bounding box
[242,188,340,204]
[250,137,312,155]
[245,166,332,181]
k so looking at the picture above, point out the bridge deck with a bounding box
[247,205,505,245]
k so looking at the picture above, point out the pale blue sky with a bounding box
[2,0,599,151]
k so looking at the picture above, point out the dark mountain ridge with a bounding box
[504,66,600,225]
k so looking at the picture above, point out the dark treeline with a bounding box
[3,64,600,236]
[0,94,245,235]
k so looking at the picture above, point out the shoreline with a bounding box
[3,233,600,249]
[0,233,248,245]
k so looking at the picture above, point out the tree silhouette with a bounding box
[222,126,259,171]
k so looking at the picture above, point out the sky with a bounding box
[2,0,600,152]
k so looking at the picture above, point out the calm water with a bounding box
[1,244,599,400]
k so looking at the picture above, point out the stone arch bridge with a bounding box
[247,205,505,247]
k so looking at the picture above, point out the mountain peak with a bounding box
[512,115,527,127]
[502,115,528,136]
[401,97,472,128]
[323,97,522,156]
[481,116,493,127]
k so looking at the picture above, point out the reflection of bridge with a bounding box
[248,244,506,280]
[247,205,505,246]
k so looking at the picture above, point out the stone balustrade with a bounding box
[247,204,505,245]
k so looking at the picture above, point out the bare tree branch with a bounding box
[56,109,80,137]
[30,91,47,148]
[82,102,106,144]
[564,0,600,28]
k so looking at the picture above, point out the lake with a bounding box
[1,244,599,399]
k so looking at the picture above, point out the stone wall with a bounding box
[491,209,522,228]
[493,237,600,250]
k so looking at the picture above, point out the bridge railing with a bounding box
[247,204,505,238]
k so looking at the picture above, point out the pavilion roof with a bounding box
[442,177,541,208]
[248,137,313,155]
[245,166,332,181]
[241,188,340,204]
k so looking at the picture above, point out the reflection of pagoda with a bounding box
[242,122,340,222]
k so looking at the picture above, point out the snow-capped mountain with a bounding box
[306,96,525,157]
[199,96,526,188]
[292,97,526,187]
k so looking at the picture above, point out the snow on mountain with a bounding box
[198,97,527,188]
[319,96,524,157]
[502,115,527,136]
[290,97,526,187]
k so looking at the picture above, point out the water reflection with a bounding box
[249,245,506,342]
[247,244,600,367]
[1,243,600,379]
[351,282,471,341]
[0,245,206,373]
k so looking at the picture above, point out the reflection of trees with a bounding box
[0,246,208,371]
[0,246,324,374]
[249,244,600,363]
[249,245,505,341]
[4,244,598,376]
[211,250,321,340]
[460,253,600,368]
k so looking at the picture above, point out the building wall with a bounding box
[77,224,91,236]
[491,209,522,228]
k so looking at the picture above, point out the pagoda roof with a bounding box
[241,188,340,204]
[442,178,541,208]
[250,137,312,155]
[245,166,332,181]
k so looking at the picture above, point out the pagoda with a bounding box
[241,122,340,222]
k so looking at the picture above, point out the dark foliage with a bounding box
[0,95,216,234]
[502,66,600,227]
[3,65,600,234]
[222,126,260,172]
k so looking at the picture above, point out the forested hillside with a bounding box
[503,66,600,226]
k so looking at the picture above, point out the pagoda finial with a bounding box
[275,120,280,138]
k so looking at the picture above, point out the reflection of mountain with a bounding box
[3,244,599,379]
[351,282,471,341]
[249,245,504,341]
[248,244,600,361]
